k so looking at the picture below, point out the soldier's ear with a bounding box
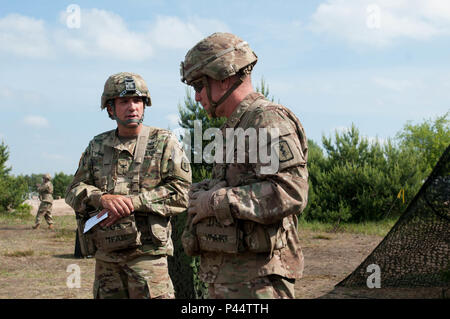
[106,105,113,118]
[219,77,232,91]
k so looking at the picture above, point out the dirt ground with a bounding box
[0,199,384,299]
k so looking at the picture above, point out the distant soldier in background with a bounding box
[33,173,54,230]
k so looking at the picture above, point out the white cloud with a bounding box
[309,0,450,48]
[422,0,450,21]
[150,16,205,50]
[0,14,51,57]
[0,10,229,61]
[149,15,230,49]
[57,9,153,60]
[23,115,49,128]
[53,10,229,60]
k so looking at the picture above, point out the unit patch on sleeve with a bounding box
[181,157,190,173]
[278,140,294,162]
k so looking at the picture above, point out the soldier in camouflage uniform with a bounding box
[65,72,191,299]
[33,173,54,230]
[180,33,308,299]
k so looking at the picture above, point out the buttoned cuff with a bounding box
[211,188,234,226]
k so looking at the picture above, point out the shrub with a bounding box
[0,175,28,213]
[303,124,427,223]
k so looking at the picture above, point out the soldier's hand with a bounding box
[98,208,121,228]
[188,179,211,198]
[98,194,134,227]
[188,181,227,224]
[188,190,215,224]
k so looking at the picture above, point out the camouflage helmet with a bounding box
[101,72,151,110]
[43,173,51,180]
[180,32,258,85]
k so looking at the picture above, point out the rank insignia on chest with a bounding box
[117,158,131,174]
[279,140,294,162]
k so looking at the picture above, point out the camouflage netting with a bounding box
[329,145,449,297]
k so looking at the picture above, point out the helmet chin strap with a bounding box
[115,114,145,127]
[204,74,245,118]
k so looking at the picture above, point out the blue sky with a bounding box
[1,0,449,176]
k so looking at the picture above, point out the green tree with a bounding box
[303,124,424,223]
[396,112,450,174]
[20,172,73,198]
[178,88,226,183]
[0,141,11,178]
[52,172,74,199]
[255,77,276,103]
[0,175,28,212]
[0,142,28,213]
[21,173,43,195]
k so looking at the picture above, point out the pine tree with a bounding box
[0,141,11,178]
[0,142,28,212]
[52,172,74,199]
[178,88,226,183]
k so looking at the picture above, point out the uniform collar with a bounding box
[222,92,264,129]
[102,128,138,154]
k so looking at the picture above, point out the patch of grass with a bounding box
[0,270,14,278]
[0,204,34,225]
[298,217,399,237]
[51,216,77,242]
[298,220,335,233]
[37,251,52,256]
[312,234,332,240]
[336,219,399,236]
[54,228,76,241]
[53,215,77,228]
[3,249,34,257]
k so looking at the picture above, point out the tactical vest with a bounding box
[81,126,172,256]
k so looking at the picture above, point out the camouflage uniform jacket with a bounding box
[65,125,191,262]
[38,181,53,203]
[199,92,308,284]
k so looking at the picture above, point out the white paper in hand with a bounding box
[83,212,108,234]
